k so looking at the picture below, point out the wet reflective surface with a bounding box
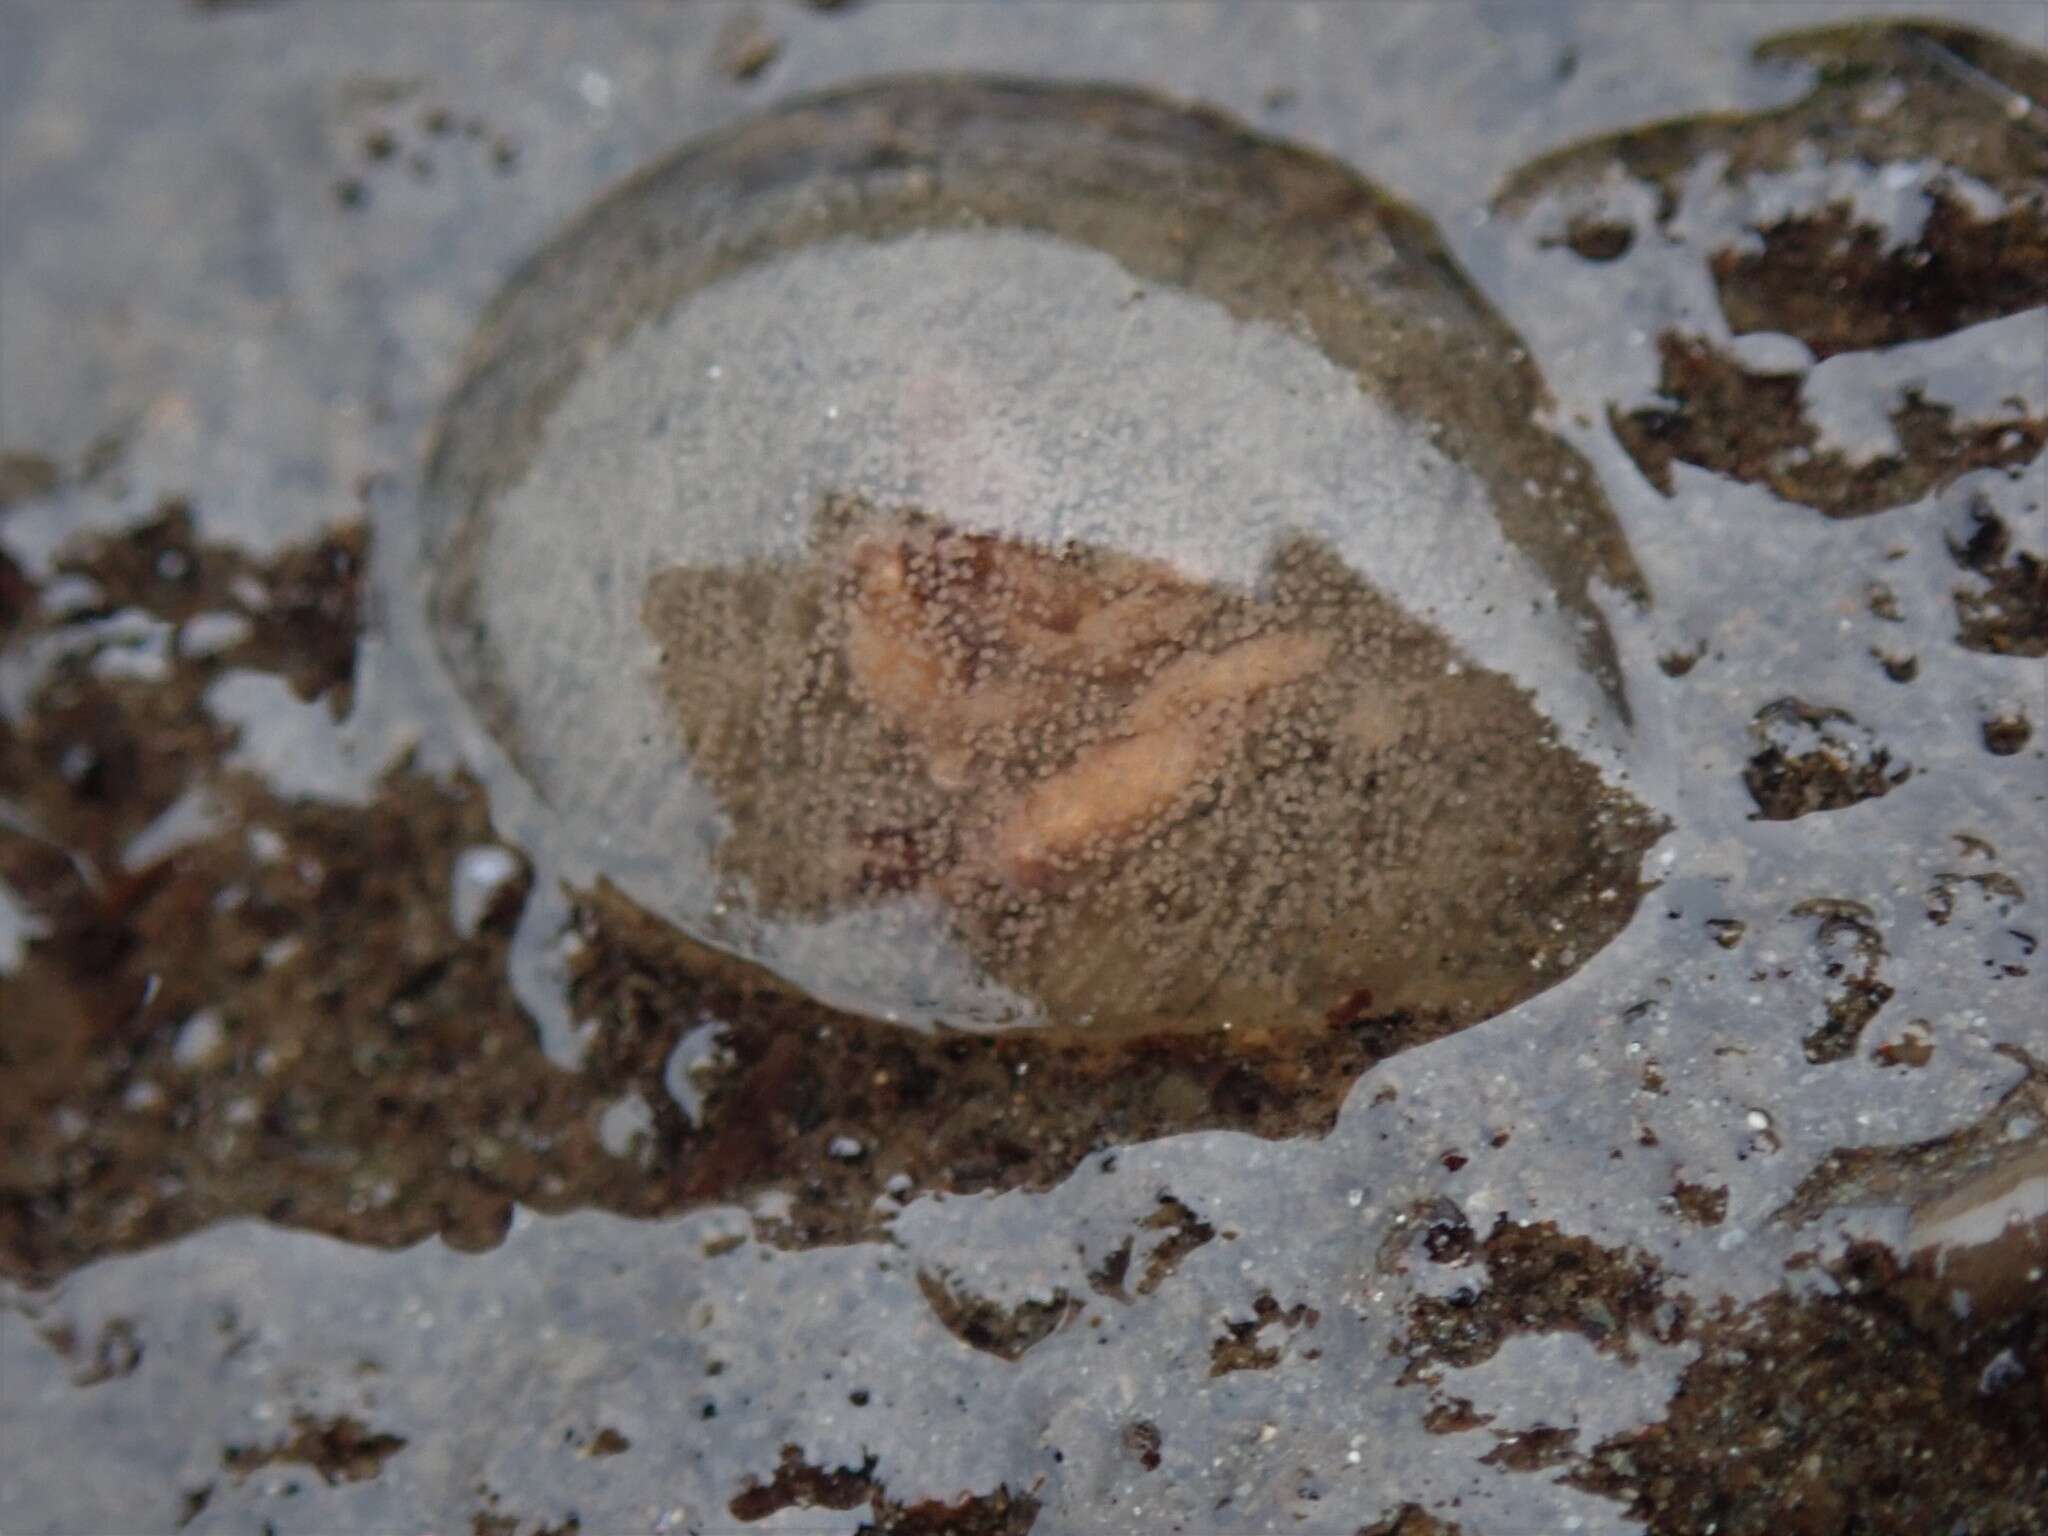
[1497,20,2048,521]
[1,4,2044,1533]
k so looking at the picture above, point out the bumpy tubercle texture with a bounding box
[643,494,1658,1036]
[840,518,1334,887]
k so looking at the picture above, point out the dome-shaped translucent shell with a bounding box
[424,78,1660,1036]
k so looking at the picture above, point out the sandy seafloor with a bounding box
[1,2,2044,1533]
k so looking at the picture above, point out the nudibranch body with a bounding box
[644,494,1654,1037]
[424,79,1662,1037]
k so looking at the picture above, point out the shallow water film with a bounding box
[1,5,2044,1534]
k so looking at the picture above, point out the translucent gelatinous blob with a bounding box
[424,79,1660,1034]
